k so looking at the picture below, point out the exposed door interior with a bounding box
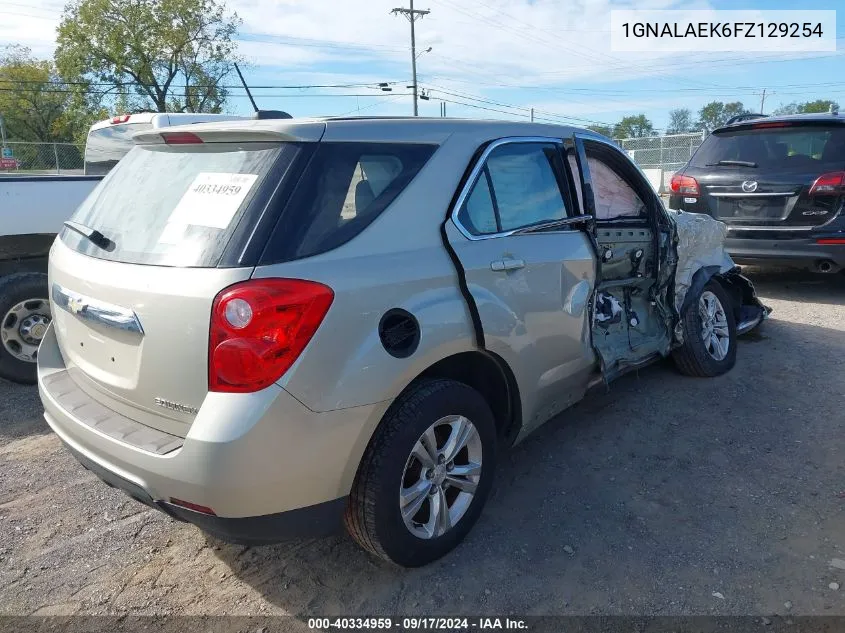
[568,137,672,381]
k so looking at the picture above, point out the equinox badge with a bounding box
[154,398,198,415]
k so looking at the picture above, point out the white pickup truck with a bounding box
[0,111,262,383]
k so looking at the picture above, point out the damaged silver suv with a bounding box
[38,118,768,567]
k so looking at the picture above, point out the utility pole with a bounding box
[392,1,429,116]
[760,88,767,114]
[530,107,534,122]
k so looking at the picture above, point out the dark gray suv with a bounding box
[669,111,845,273]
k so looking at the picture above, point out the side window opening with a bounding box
[457,142,569,236]
[568,141,650,222]
[587,155,645,220]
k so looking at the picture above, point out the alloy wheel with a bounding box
[399,414,483,539]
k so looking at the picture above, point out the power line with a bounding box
[0,87,413,98]
[427,0,725,92]
[0,79,404,90]
[238,32,409,54]
[421,83,614,127]
[333,94,408,117]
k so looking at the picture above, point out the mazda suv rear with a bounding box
[668,112,845,273]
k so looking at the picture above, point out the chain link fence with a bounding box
[612,131,708,195]
[0,142,85,175]
[614,131,707,173]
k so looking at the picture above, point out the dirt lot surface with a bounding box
[1,269,844,621]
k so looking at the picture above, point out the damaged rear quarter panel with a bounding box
[668,209,769,343]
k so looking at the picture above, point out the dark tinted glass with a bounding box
[264,142,437,262]
[691,125,845,169]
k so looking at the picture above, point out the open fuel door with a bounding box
[567,135,674,382]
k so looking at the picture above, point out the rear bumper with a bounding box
[64,439,347,543]
[37,324,388,544]
[725,236,845,270]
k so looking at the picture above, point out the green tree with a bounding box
[666,108,694,134]
[586,124,613,138]
[774,99,839,115]
[612,114,654,139]
[0,45,79,142]
[697,101,749,133]
[56,0,242,114]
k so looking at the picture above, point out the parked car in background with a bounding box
[38,117,767,567]
[668,110,845,273]
[0,111,262,384]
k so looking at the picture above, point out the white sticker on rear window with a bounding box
[157,222,187,245]
[168,172,259,229]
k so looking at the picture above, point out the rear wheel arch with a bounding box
[416,350,522,445]
[683,265,744,322]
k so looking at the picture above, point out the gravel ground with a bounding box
[1,268,844,620]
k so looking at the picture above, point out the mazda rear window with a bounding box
[691,125,845,169]
[262,142,438,262]
[62,142,297,267]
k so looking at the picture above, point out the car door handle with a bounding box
[491,258,525,271]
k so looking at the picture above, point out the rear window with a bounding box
[691,125,845,169]
[84,123,153,175]
[262,142,437,262]
[63,142,293,267]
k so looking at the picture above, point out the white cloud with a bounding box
[3,0,839,129]
[0,3,62,57]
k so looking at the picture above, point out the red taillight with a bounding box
[209,279,334,393]
[111,114,131,124]
[161,131,203,145]
[809,171,845,196]
[169,498,216,516]
[817,238,845,245]
[670,174,700,197]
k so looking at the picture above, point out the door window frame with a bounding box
[571,133,668,226]
[451,136,582,241]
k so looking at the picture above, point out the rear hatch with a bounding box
[50,126,313,437]
[683,121,845,230]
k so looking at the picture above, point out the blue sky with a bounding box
[2,0,843,133]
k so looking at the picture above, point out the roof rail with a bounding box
[725,113,768,126]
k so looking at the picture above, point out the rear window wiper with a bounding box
[63,220,114,251]
[705,160,758,167]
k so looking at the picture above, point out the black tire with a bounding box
[0,272,50,384]
[344,378,497,567]
[672,279,737,377]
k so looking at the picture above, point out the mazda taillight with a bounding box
[670,174,700,196]
[209,279,334,393]
[809,172,845,196]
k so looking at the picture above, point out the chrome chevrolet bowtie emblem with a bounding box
[741,180,758,193]
[67,296,87,315]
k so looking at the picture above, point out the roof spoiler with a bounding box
[725,113,768,126]
[253,110,293,120]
